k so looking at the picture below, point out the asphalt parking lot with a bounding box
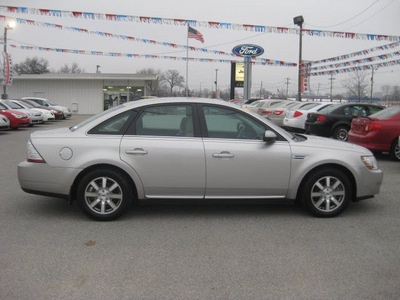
[1,115,400,299]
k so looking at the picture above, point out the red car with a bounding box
[348,106,400,161]
[0,105,31,129]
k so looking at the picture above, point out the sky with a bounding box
[1,0,400,97]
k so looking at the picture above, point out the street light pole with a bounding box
[2,21,16,99]
[293,15,304,102]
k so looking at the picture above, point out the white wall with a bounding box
[8,79,104,114]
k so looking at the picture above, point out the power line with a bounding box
[306,0,382,28]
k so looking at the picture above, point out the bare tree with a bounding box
[14,56,50,74]
[137,68,162,96]
[342,70,369,100]
[58,62,85,73]
[161,70,185,96]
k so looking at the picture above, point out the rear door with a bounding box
[120,103,206,199]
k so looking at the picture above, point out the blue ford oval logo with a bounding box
[232,44,264,57]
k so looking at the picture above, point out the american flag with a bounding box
[188,26,204,43]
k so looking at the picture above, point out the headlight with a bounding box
[361,156,379,170]
[11,113,24,119]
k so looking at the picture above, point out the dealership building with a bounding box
[7,73,158,114]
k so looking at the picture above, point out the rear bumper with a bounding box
[18,161,81,197]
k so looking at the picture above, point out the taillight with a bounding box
[365,124,382,132]
[273,110,284,115]
[316,115,326,122]
[262,110,272,114]
[27,140,46,163]
[293,111,303,118]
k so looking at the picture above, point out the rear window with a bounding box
[370,106,400,119]
[318,104,338,114]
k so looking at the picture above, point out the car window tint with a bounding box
[88,110,136,135]
[318,104,337,113]
[344,105,367,116]
[136,105,193,137]
[368,105,383,114]
[202,105,265,140]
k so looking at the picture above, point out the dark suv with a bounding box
[305,103,384,141]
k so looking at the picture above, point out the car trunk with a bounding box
[351,117,379,135]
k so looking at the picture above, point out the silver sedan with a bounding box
[18,98,383,220]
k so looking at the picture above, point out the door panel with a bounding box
[203,139,291,198]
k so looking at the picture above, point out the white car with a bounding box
[21,97,72,119]
[0,113,10,130]
[284,102,335,133]
[18,97,383,221]
[12,100,55,122]
[0,99,44,125]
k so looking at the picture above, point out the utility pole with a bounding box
[329,74,335,101]
[285,78,291,99]
[370,67,375,103]
[260,81,263,98]
[215,69,219,98]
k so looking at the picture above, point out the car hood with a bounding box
[293,134,372,155]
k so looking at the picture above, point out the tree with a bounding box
[342,70,369,100]
[58,62,85,73]
[14,56,50,74]
[161,70,185,96]
[137,68,162,96]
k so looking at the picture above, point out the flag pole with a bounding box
[186,24,189,97]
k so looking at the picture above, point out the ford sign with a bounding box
[232,44,264,57]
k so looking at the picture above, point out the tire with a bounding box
[390,139,400,161]
[301,168,351,217]
[77,169,131,221]
[333,125,350,141]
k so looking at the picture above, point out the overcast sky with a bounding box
[2,0,400,97]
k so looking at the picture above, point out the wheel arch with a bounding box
[69,163,138,203]
[296,163,357,202]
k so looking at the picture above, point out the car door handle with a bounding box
[212,151,234,158]
[125,148,148,155]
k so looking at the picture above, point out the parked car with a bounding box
[20,99,64,120]
[264,101,303,127]
[284,102,334,133]
[242,99,286,116]
[21,97,72,119]
[18,98,383,221]
[0,113,10,131]
[0,102,30,129]
[10,100,55,122]
[348,106,400,161]
[0,99,44,125]
[305,103,384,141]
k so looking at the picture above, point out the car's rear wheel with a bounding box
[301,168,351,217]
[390,139,400,161]
[77,169,131,221]
[333,126,349,141]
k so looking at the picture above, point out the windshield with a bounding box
[19,101,33,108]
[370,106,400,119]
[70,105,126,132]
[4,101,23,109]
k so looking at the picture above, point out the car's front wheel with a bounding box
[390,138,400,161]
[301,168,351,217]
[77,169,131,221]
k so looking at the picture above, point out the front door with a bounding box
[200,105,291,198]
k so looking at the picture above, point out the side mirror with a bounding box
[263,130,277,144]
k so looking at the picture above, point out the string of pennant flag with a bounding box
[0,15,297,67]
[6,43,296,67]
[309,59,400,76]
[1,5,399,42]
